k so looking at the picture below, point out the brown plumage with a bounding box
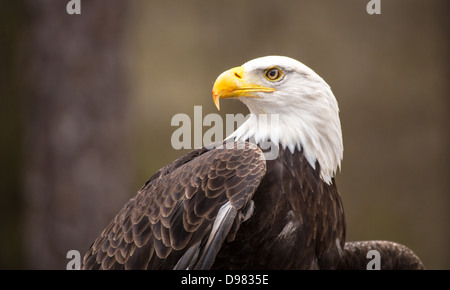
[81,141,346,270]
[338,241,425,270]
[82,142,267,269]
[212,146,345,269]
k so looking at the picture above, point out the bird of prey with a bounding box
[81,56,423,270]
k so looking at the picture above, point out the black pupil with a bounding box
[269,69,278,78]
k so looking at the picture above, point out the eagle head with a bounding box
[212,56,343,184]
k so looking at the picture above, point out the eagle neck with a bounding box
[226,112,342,185]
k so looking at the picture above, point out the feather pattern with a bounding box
[82,142,346,270]
[212,146,346,269]
[338,240,425,270]
[81,141,266,270]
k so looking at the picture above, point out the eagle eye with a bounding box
[265,67,283,81]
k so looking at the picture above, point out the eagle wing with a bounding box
[81,141,266,270]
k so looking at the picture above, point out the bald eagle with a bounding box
[81,56,423,270]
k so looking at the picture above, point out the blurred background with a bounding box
[0,0,448,269]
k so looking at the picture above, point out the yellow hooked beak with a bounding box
[212,66,275,110]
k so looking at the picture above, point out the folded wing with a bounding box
[81,141,266,270]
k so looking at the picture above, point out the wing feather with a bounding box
[193,201,237,270]
[81,141,266,270]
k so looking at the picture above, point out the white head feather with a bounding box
[226,56,343,184]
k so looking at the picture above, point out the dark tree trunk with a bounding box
[22,0,132,269]
[0,0,26,269]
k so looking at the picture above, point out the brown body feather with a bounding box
[82,141,346,270]
[82,142,424,270]
[213,146,346,269]
[338,240,425,270]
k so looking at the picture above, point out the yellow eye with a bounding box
[265,67,283,81]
